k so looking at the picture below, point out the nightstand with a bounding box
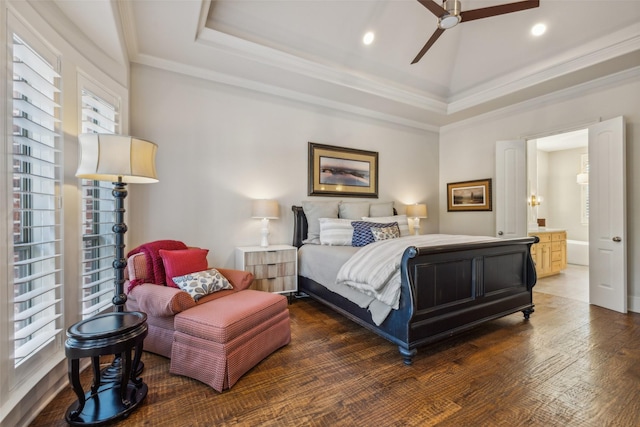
[235,245,297,295]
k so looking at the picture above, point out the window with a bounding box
[11,34,63,367]
[79,89,119,318]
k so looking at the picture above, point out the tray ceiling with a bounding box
[55,0,640,129]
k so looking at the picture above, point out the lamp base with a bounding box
[260,218,270,247]
[412,218,421,236]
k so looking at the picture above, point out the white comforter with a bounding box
[336,234,498,311]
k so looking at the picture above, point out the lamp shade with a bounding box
[406,203,428,218]
[251,199,279,219]
[76,134,158,183]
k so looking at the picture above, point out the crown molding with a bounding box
[441,66,640,134]
[448,23,640,114]
[196,26,449,115]
[131,53,440,132]
[116,0,139,64]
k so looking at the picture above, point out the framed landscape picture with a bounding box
[447,178,492,211]
[308,142,378,198]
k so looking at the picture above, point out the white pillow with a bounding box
[319,218,354,246]
[339,201,370,220]
[362,214,410,237]
[369,201,394,217]
[302,201,339,244]
[172,268,233,301]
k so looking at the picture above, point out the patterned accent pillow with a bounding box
[172,268,233,301]
[362,215,410,237]
[351,221,398,247]
[319,218,354,246]
[371,225,400,242]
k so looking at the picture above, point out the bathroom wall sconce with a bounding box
[576,172,589,185]
[528,194,543,207]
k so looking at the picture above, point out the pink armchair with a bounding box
[123,245,291,392]
[124,250,255,357]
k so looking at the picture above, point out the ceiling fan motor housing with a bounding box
[413,0,541,64]
[439,0,462,29]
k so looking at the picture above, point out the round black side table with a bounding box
[64,311,148,426]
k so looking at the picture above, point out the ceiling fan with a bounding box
[412,0,540,64]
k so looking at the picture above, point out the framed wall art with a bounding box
[308,142,378,198]
[447,178,492,211]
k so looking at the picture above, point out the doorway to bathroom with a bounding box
[496,117,625,310]
[527,129,589,303]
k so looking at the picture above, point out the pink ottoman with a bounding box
[170,290,290,392]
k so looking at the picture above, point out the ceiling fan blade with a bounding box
[411,28,445,64]
[416,0,447,18]
[460,0,539,22]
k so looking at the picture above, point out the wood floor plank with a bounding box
[29,288,640,427]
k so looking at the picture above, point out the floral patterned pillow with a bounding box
[371,224,400,242]
[172,268,233,301]
[351,221,398,246]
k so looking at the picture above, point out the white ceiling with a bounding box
[54,0,640,130]
[535,128,587,152]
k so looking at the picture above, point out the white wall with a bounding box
[439,73,640,311]
[546,147,589,241]
[128,64,440,268]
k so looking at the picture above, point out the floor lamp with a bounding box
[76,134,158,312]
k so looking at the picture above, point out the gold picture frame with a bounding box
[308,142,378,198]
[447,179,492,211]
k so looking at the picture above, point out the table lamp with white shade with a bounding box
[406,203,428,235]
[252,199,280,247]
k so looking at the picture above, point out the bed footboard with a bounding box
[396,238,537,363]
[292,205,538,364]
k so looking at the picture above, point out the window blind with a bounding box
[11,34,63,367]
[80,89,119,318]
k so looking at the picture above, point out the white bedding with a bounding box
[299,234,498,326]
[298,244,394,325]
[335,234,498,324]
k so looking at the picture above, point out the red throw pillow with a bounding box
[159,248,209,288]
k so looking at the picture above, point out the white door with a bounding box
[589,116,626,313]
[495,140,527,239]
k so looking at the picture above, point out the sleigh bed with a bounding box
[292,205,538,364]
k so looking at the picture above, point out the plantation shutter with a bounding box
[79,89,118,318]
[11,34,63,367]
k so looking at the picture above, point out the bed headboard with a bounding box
[291,205,398,248]
[292,206,307,248]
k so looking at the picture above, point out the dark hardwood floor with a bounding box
[31,288,640,427]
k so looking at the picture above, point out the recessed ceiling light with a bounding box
[531,23,546,37]
[363,31,375,45]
